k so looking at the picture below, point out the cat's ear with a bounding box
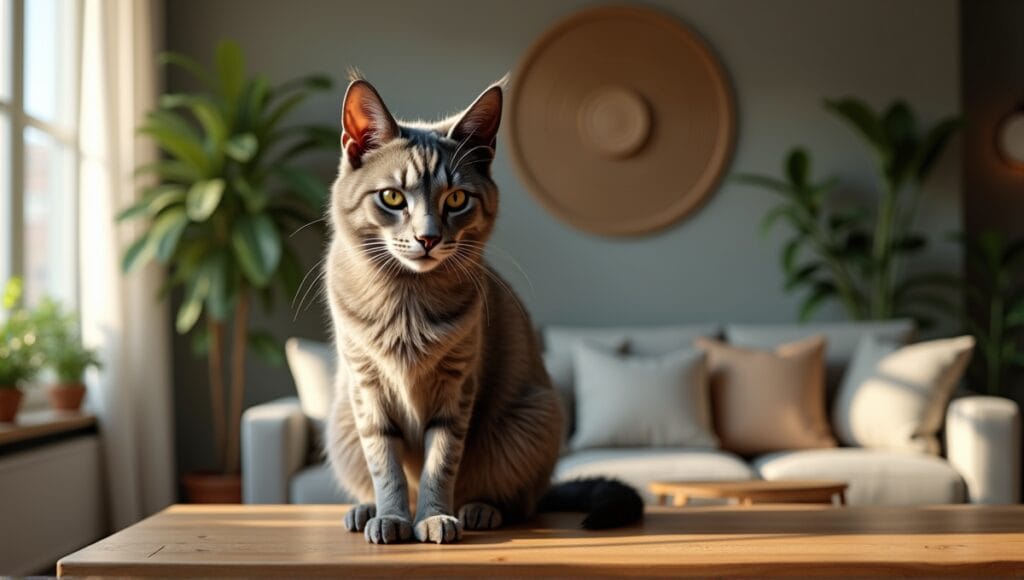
[448,83,503,155]
[341,80,400,169]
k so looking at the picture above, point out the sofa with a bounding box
[242,321,1022,506]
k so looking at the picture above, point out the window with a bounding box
[0,0,82,308]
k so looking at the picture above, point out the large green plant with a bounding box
[0,279,43,388]
[735,98,960,323]
[957,231,1024,395]
[118,40,337,474]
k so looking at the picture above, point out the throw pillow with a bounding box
[697,335,836,455]
[832,335,975,454]
[285,338,337,422]
[569,342,717,451]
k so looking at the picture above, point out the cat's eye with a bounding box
[444,190,469,212]
[379,189,406,209]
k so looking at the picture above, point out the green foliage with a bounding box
[31,298,101,384]
[956,231,1024,395]
[735,98,961,323]
[119,40,337,361]
[0,279,44,388]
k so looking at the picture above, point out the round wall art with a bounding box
[507,6,736,236]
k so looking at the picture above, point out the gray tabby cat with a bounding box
[324,77,641,545]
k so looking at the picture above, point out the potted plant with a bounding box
[955,231,1024,395]
[0,279,43,422]
[32,298,100,412]
[118,40,336,502]
[735,98,960,325]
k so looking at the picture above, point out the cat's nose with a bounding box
[415,234,441,252]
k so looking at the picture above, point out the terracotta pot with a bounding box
[47,383,87,411]
[182,471,242,503]
[0,388,24,422]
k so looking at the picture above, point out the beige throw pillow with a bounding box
[570,343,717,451]
[832,335,975,454]
[697,336,836,455]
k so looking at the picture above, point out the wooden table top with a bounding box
[58,504,1024,577]
[650,479,848,497]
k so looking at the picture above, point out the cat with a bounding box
[323,76,642,545]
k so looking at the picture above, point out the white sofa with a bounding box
[241,321,1022,506]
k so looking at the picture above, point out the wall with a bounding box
[165,0,962,476]
[961,0,1024,498]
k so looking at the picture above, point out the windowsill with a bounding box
[0,409,97,447]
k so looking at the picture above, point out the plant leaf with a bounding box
[732,173,793,196]
[121,234,154,273]
[273,165,327,211]
[186,178,226,221]
[117,184,187,221]
[152,208,190,263]
[216,40,246,110]
[231,213,282,287]
[781,237,803,276]
[799,282,837,322]
[786,148,810,189]
[177,272,211,334]
[785,262,821,292]
[225,133,258,162]
[824,97,887,153]
[204,250,236,321]
[913,117,961,184]
[157,51,216,88]
[248,330,285,367]
[191,325,211,357]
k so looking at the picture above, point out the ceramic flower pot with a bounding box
[47,383,87,411]
[0,388,24,422]
[182,471,242,503]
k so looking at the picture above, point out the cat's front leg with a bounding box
[413,413,470,544]
[351,386,413,544]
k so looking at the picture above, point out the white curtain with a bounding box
[78,0,175,530]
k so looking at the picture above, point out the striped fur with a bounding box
[324,79,563,544]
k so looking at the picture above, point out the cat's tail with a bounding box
[537,477,644,529]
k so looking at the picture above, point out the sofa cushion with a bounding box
[555,448,754,503]
[289,464,352,504]
[833,335,975,454]
[285,338,337,423]
[543,324,721,436]
[697,336,836,455]
[753,448,966,505]
[724,320,915,397]
[570,343,717,451]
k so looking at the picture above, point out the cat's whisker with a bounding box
[290,217,326,238]
[291,256,326,312]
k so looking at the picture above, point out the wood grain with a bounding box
[57,504,1024,577]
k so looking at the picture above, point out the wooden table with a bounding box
[650,479,848,507]
[58,504,1024,577]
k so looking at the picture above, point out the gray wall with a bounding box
[165,0,962,476]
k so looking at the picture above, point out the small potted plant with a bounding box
[0,279,42,422]
[33,298,100,412]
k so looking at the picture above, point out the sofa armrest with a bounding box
[945,396,1021,504]
[242,397,309,504]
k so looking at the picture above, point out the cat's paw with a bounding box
[414,514,464,544]
[458,502,503,530]
[363,515,413,544]
[344,503,377,532]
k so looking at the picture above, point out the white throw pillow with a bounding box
[285,338,337,422]
[569,342,718,451]
[832,335,975,454]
